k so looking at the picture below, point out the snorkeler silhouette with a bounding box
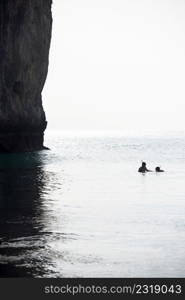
[155,166,164,172]
[138,162,152,173]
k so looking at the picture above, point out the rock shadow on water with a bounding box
[0,152,56,277]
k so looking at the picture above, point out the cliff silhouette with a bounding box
[0,0,52,152]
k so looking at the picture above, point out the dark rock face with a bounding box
[0,0,52,152]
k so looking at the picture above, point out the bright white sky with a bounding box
[43,0,185,134]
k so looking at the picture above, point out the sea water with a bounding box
[0,131,185,277]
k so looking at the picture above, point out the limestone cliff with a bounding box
[0,0,52,152]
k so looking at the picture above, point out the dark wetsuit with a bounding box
[138,166,150,173]
[155,167,164,172]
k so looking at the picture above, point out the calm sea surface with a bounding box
[0,131,185,277]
